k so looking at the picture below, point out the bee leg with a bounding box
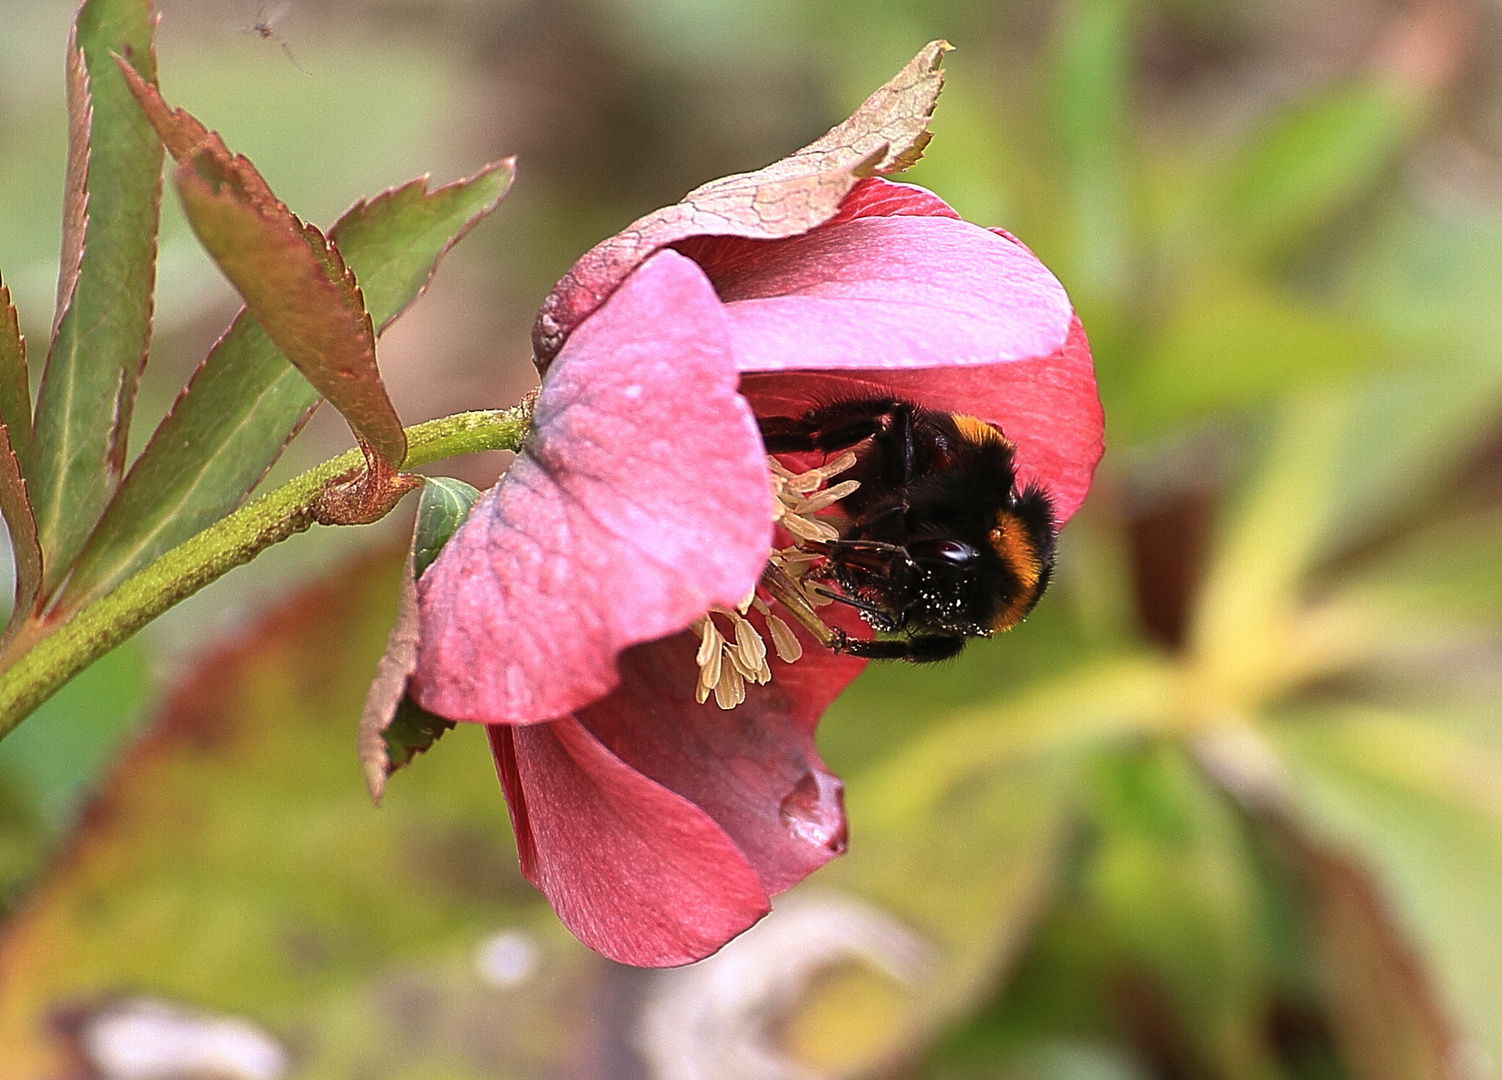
[829,630,966,663]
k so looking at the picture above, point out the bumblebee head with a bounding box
[984,482,1057,633]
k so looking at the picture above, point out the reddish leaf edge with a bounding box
[330,158,518,337]
[118,55,407,469]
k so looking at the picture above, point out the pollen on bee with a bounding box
[691,454,858,709]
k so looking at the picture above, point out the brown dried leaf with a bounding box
[357,551,420,803]
[532,40,951,363]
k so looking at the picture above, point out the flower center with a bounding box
[691,453,860,709]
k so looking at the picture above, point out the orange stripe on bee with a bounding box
[987,509,1044,632]
[951,414,1009,449]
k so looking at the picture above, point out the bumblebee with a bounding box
[759,396,1057,662]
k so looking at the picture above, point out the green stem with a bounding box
[0,406,530,740]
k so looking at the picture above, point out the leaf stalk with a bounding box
[0,405,530,740]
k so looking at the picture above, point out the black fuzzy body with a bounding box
[760,396,1057,662]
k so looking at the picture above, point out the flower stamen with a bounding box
[692,453,860,706]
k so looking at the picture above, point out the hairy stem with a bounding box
[0,405,530,740]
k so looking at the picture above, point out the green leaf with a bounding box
[413,476,480,578]
[1270,708,1502,1078]
[0,278,31,460]
[381,698,456,774]
[1049,0,1135,304]
[358,477,479,801]
[1331,508,1502,627]
[1083,745,1275,1062]
[173,146,405,465]
[59,163,513,612]
[329,166,515,336]
[0,639,147,827]
[25,0,161,597]
[0,279,40,633]
[0,431,41,640]
[1218,80,1421,263]
[1127,276,1383,439]
[0,552,591,1076]
[1188,395,1347,701]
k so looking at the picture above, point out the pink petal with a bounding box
[414,251,773,724]
[740,316,1102,524]
[823,176,963,223]
[489,720,770,967]
[574,613,866,895]
[705,215,1072,374]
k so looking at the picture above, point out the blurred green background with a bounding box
[1,0,1501,1077]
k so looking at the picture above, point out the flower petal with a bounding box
[740,316,1102,524]
[489,720,770,967]
[414,250,772,724]
[531,45,950,365]
[574,614,866,895]
[702,215,1071,374]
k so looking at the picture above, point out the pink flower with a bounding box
[411,174,1101,966]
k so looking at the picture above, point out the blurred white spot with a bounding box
[80,998,287,1080]
[623,384,643,399]
[474,928,543,989]
[635,891,933,1080]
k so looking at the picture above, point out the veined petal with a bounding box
[705,215,1072,374]
[414,251,773,724]
[574,614,865,895]
[489,720,770,967]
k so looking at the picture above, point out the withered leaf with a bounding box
[356,550,423,804]
[532,39,950,363]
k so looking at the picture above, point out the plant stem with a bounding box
[0,406,530,741]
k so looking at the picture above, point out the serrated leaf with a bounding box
[0,278,32,460]
[358,478,478,801]
[60,164,513,612]
[534,39,950,362]
[115,61,404,466]
[0,280,39,636]
[173,146,405,466]
[26,0,161,597]
[0,551,592,1077]
[0,432,41,642]
[329,163,514,335]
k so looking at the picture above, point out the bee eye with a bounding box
[909,539,978,566]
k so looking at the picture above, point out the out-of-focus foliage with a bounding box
[1,0,1500,1077]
